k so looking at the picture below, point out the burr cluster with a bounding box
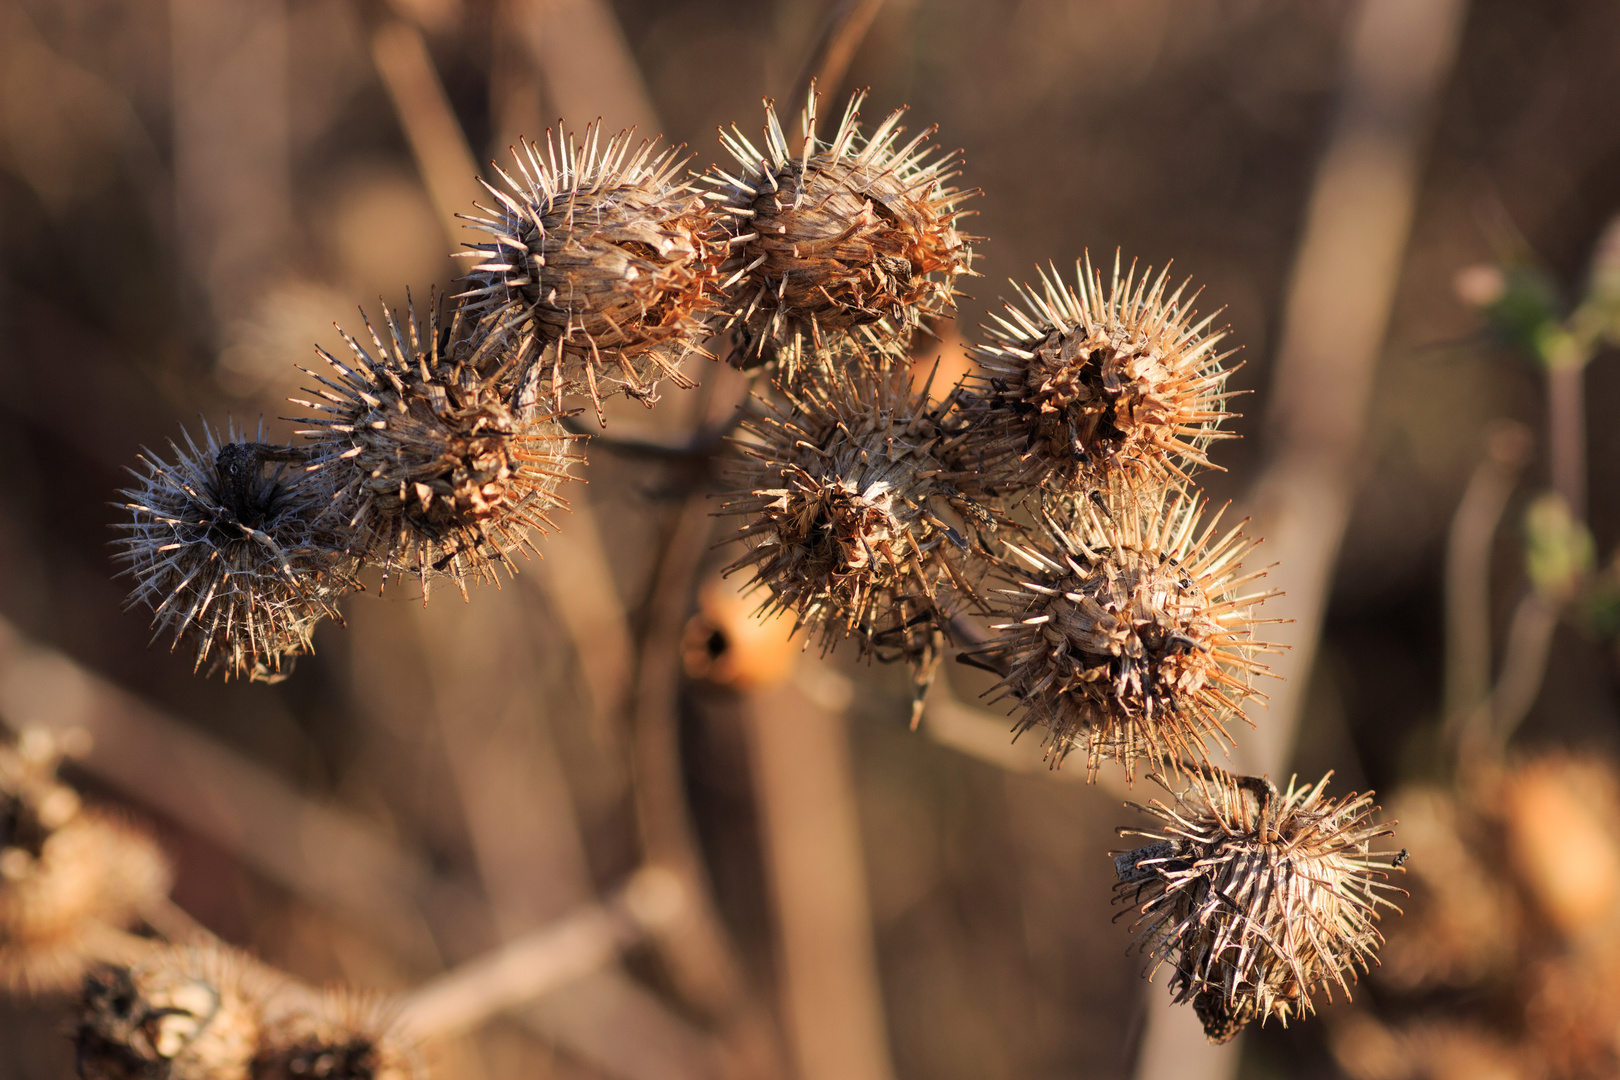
[112,88,1403,1044]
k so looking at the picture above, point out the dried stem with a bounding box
[397,866,688,1043]
[1443,422,1531,760]
[1137,0,1472,1074]
[789,0,889,119]
[631,491,790,1080]
[1547,362,1587,520]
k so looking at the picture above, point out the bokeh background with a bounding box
[2,0,1620,1078]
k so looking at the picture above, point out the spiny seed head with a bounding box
[461,124,720,422]
[77,945,268,1080]
[950,254,1236,498]
[971,482,1276,781]
[0,730,170,994]
[296,299,581,600]
[720,363,984,670]
[1113,769,1407,1043]
[709,89,975,378]
[256,989,421,1080]
[115,422,354,682]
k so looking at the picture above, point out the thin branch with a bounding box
[1486,592,1560,752]
[1547,361,1587,521]
[1442,422,1531,757]
[631,491,790,1080]
[397,866,687,1043]
[371,19,482,251]
[789,0,889,120]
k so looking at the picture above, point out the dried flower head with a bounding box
[461,124,719,421]
[970,483,1275,781]
[115,424,353,681]
[77,945,267,1080]
[950,255,1235,498]
[1113,769,1406,1043]
[296,300,581,599]
[720,363,987,673]
[0,729,170,993]
[256,989,422,1080]
[709,90,975,376]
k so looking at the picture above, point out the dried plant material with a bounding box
[461,124,719,422]
[971,483,1275,781]
[1114,769,1405,1044]
[948,254,1235,498]
[1376,786,1520,991]
[682,575,802,689]
[1328,1010,1528,1080]
[76,945,268,1080]
[1502,755,1620,935]
[0,730,170,994]
[709,90,975,377]
[116,424,355,681]
[296,299,581,599]
[719,364,985,678]
[255,988,422,1080]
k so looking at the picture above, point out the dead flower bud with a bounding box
[1113,769,1406,1043]
[0,731,171,994]
[461,124,719,422]
[295,299,581,600]
[949,254,1236,497]
[709,89,975,378]
[719,363,984,677]
[76,945,269,1080]
[116,423,355,682]
[969,483,1276,782]
[255,988,422,1080]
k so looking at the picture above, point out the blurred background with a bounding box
[1,0,1619,1078]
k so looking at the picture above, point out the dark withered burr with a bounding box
[1114,769,1406,1043]
[460,124,720,422]
[294,298,581,600]
[949,254,1236,499]
[708,90,975,379]
[115,424,355,681]
[970,481,1276,782]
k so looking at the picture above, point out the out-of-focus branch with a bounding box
[632,494,789,1080]
[0,612,480,966]
[789,0,889,119]
[504,0,660,137]
[1137,0,1471,1076]
[1547,363,1587,521]
[1486,592,1560,751]
[1443,422,1531,758]
[371,19,482,250]
[743,676,895,1080]
[170,0,291,334]
[397,865,687,1043]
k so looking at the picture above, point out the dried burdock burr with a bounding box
[1113,769,1407,1043]
[115,424,354,682]
[461,124,719,422]
[949,254,1235,498]
[709,89,975,378]
[76,945,268,1080]
[719,362,987,689]
[969,482,1276,781]
[295,299,581,600]
[255,988,422,1080]
[0,729,170,994]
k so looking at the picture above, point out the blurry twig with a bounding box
[0,612,481,965]
[1139,0,1472,1077]
[1486,593,1560,751]
[371,19,482,250]
[397,865,687,1043]
[789,0,889,119]
[1443,422,1532,759]
[632,493,789,1080]
[743,677,896,1080]
[505,0,660,136]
